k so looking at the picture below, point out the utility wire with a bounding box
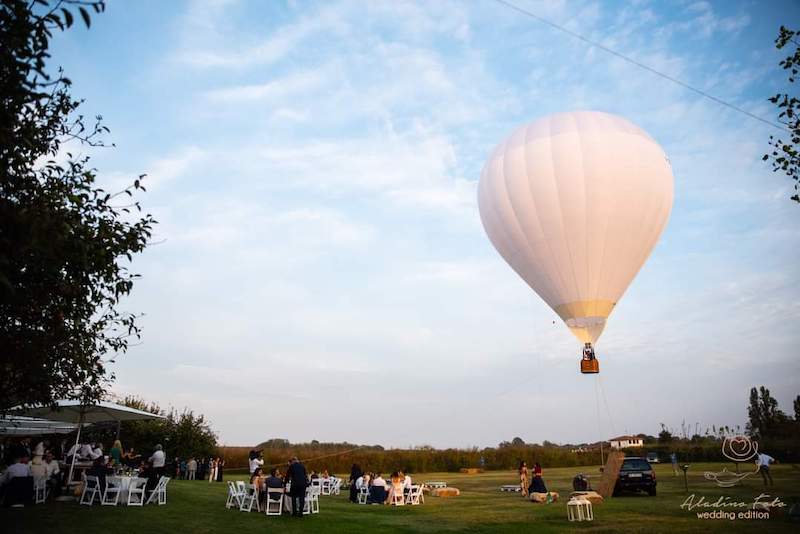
[493,0,787,132]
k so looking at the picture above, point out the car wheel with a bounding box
[647,487,656,496]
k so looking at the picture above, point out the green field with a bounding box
[2,463,798,533]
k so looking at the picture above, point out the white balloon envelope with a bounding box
[478,111,673,369]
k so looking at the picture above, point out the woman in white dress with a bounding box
[209,458,217,482]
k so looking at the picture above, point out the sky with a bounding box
[48,0,800,448]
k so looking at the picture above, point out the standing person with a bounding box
[209,458,217,483]
[756,452,775,487]
[519,461,529,497]
[349,463,363,503]
[149,444,166,479]
[670,452,678,476]
[197,457,207,481]
[109,440,123,466]
[285,456,308,518]
[179,458,187,479]
[249,450,264,476]
[216,457,225,482]
[187,457,197,480]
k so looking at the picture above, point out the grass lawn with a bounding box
[2,462,798,533]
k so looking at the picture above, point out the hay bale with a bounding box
[530,491,559,503]
[459,468,483,474]
[432,487,460,498]
[570,491,603,504]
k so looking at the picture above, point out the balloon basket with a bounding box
[580,359,599,374]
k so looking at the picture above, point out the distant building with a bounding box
[609,435,644,449]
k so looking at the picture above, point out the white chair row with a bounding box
[227,481,319,516]
[318,477,342,496]
[405,484,423,505]
[355,484,423,506]
[80,475,168,506]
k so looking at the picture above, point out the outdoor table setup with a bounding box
[424,481,447,489]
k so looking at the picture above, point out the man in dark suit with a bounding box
[285,456,308,517]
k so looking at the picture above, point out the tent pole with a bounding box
[66,412,84,490]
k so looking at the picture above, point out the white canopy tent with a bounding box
[10,400,165,489]
[0,415,78,436]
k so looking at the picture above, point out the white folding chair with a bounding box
[331,477,342,495]
[127,477,148,506]
[146,476,170,505]
[225,481,239,509]
[321,478,331,495]
[406,484,423,505]
[239,483,260,512]
[302,486,320,515]
[235,480,247,497]
[33,477,48,504]
[101,476,122,506]
[357,485,369,504]
[79,475,101,506]
[390,485,405,506]
[265,487,284,516]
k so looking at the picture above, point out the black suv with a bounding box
[614,457,657,496]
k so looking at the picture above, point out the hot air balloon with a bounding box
[478,111,673,374]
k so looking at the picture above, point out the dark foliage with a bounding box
[0,1,155,409]
[80,396,218,460]
[764,26,800,202]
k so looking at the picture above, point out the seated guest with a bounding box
[0,452,33,507]
[87,457,112,491]
[0,452,32,487]
[122,447,138,467]
[250,467,265,488]
[43,452,61,497]
[139,460,158,494]
[368,472,387,504]
[386,471,404,504]
[265,468,284,491]
[309,470,319,480]
[264,468,284,507]
[322,469,330,479]
[528,462,547,494]
[402,471,412,492]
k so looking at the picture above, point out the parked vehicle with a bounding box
[646,452,660,463]
[614,457,656,496]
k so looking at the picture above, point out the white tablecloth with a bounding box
[108,476,135,504]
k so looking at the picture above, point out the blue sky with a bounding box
[50,0,799,447]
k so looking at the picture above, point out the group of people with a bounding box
[0,444,61,505]
[518,461,547,497]
[247,455,312,518]
[348,463,413,505]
